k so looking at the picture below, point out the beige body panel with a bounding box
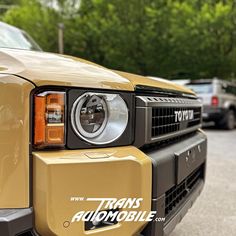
[33,146,152,236]
[0,74,34,208]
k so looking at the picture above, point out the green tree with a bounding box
[2,0,236,80]
[3,0,60,51]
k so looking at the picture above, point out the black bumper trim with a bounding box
[142,179,204,236]
[141,130,207,236]
[164,180,204,235]
[147,131,207,198]
[0,208,33,236]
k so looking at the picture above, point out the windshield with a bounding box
[186,83,213,94]
[0,24,42,51]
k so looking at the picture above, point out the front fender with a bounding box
[0,74,34,208]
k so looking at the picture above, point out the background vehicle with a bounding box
[0,21,42,51]
[186,78,236,130]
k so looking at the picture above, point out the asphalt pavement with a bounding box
[170,129,236,236]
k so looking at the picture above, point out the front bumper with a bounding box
[142,131,207,236]
[0,131,207,236]
[202,106,226,122]
[33,146,152,236]
[0,208,33,236]
[163,180,204,236]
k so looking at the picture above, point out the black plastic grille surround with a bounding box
[165,164,204,217]
[152,107,202,137]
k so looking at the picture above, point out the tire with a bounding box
[221,110,235,130]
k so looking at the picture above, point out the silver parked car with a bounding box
[0,21,42,51]
[186,78,236,130]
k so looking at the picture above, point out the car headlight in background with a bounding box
[34,91,65,148]
[71,92,129,145]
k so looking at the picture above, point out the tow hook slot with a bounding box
[85,209,119,231]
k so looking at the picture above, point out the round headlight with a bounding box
[71,92,128,144]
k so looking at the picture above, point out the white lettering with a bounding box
[175,110,194,122]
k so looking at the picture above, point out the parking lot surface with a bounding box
[170,129,236,236]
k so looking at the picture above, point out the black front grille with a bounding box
[165,164,204,218]
[152,107,201,137]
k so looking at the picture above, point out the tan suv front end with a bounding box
[0,48,207,236]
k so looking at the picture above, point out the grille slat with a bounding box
[165,165,204,217]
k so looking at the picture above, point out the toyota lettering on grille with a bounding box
[174,110,194,122]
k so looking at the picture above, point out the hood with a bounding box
[0,48,133,91]
[114,71,195,95]
[0,48,194,95]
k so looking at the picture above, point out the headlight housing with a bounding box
[71,92,129,145]
[33,88,134,149]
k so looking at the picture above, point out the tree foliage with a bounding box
[2,0,236,79]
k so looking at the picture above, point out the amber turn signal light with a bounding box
[34,91,65,148]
